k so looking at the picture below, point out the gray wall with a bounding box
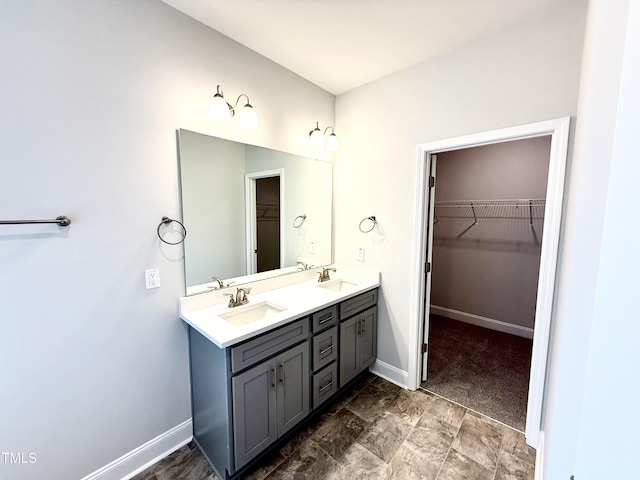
[0,1,333,479]
[180,131,247,284]
[431,137,551,329]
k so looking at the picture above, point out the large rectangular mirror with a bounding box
[178,129,332,295]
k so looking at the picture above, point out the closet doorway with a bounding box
[409,118,570,449]
[423,137,550,432]
[245,169,284,274]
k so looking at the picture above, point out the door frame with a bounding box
[408,117,570,448]
[245,169,285,274]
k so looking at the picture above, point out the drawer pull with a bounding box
[319,380,335,393]
[279,364,285,388]
[319,344,334,356]
[319,315,335,325]
[271,367,276,388]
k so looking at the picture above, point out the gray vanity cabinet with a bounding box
[188,287,378,479]
[339,305,378,387]
[232,341,309,469]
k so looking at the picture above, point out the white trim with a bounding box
[534,430,545,480]
[430,305,534,339]
[370,359,409,389]
[80,419,193,480]
[408,117,570,452]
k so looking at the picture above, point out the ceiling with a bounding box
[162,0,563,95]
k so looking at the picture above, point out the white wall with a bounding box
[542,0,640,478]
[334,0,588,373]
[573,3,640,477]
[0,1,333,479]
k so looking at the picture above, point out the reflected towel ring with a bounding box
[359,216,377,233]
[293,214,307,228]
[157,216,187,245]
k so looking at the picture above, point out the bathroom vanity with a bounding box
[179,267,379,479]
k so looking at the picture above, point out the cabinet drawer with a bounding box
[312,362,338,409]
[312,326,338,372]
[311,305,338,333]
[231,318,309,373]
[339,288,378,320]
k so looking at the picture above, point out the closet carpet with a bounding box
[422,315,533,431]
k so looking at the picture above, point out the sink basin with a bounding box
[218,301,287,327]
[317,278,361,292]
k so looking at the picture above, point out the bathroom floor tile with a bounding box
[420,391,467,429]
[386,388,433,426]
[310,407,369,460]
[495,449,536,480]
[346,382,400,422]
[337,442,391,479]
[263,439,341,480]
[450,411,504,471]
[437,449,494,480]
[133,375,536,480]
[357,411,412,463]
[387,443,441,480]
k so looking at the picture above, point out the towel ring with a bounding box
[293,214,307,228]
[359,216,377,233]
[157,216,187,245]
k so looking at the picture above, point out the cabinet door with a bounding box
[339,315,360,388]
[276,341,310,436]
[232,358,277,470]
[359,306,378,369]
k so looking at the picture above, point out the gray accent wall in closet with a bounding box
[430,136,551,330]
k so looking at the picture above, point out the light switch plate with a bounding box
[356,247,365,262]
[310,242,316,254]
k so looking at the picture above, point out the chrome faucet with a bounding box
[297,261,309,271]
[225,287,252,308]
[318,267,336,283]
[211,276,224,289]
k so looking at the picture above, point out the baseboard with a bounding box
[370,359,409,389]
[430,305,534,339]
[80,419,193,480]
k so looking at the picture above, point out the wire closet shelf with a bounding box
[434,198,545,224]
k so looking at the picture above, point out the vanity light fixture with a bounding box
[309,122,340,152]
[208,85,259,130]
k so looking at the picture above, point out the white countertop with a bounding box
[179,265,380,348]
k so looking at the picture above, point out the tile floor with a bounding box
[132,374,535,480]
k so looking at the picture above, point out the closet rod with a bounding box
[0,216,71,227]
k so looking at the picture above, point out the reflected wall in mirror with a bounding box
[178,129,332,295]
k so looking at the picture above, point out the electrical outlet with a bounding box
[356,247,365,262]
[145,268,160,289]
[310,242,316,254]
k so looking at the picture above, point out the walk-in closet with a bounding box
[421,136,551,431]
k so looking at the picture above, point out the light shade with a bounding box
[238,104,259,130]
[208,94,231,122]
[325,133,340,152]
[309,124,325,147]
[309,122,340,152]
